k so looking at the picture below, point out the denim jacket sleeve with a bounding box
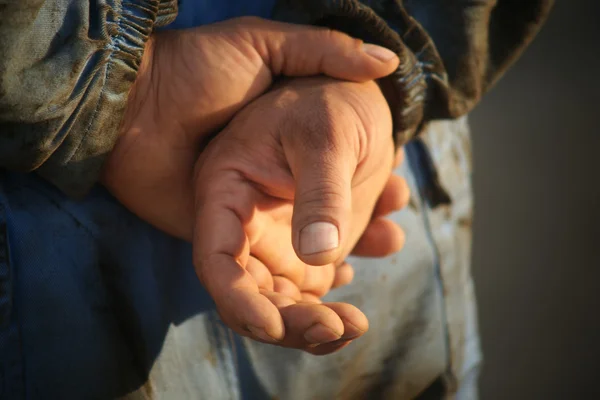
[0,0,177,197]
[273,0,554,145]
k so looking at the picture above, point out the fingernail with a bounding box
[300,222,339,256]
[247,325,280,343]
[304,323,342,344]
[362,43,397,62]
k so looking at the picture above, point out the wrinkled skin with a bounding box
[192,77,408,354]
[102,18,410,354]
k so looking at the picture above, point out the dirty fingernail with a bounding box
[304,323,342,344]
[300,222,339,256]
[247,325,280,343]
[362,43,397,62]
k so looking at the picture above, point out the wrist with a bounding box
[100,36,157,188]
[118,34,157,137]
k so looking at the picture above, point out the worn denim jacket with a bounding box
[0,0,552,197]
[0,117,476,399]
[0,1,552,398]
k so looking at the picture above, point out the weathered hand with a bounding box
[102,17,399,240]
[102,18,410,353]
[193,77,409,354]
[102,17,406,304]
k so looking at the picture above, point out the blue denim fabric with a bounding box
[0,0,178,198]
[0,147,431,400]
[0,3,279,399]
[1,172,208,398]
[0,2,482,399]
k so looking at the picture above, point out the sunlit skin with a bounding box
[102,18,410,355]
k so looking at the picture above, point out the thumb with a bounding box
[286,130,355,267]
[241,17,399,82]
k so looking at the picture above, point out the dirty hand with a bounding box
[101,17,407,306]
[102,17,399,239]
[193,76,410,355]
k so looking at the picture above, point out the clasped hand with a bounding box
[102,17,410,355]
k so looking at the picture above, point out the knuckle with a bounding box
[293,92,349,153]
[320,28,355,47]
[298,180,346,210]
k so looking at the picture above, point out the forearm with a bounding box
[0,0,177,197]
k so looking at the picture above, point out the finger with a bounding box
[256,295,347,348]
[323,302,368,340]
[300,264,336,297]
[351,217,406,257]
[331,262,355,289]
[291,175,351,267]
[278,303,344,347]
[253,215,338,298]
[246,256,274,291]
[252,224,306,286]
[263,294,363,352]
[300,293,323,304]
[304,302,368,355]
[241,18,399,82]
[372,174,411,218]
[194,171,284,343]
[273,276,303,301]
[202,253,284,344]
[286,124,355,267]
[261,290,297,309]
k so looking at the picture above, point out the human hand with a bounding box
[102,17,400,240]
[193,76,408,354]
[101,17,406,306]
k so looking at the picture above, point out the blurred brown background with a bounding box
[469,1,600,398]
